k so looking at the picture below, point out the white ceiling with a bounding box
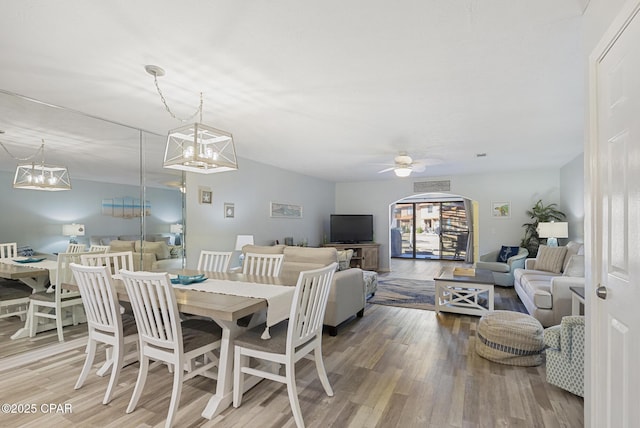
[0,0,585,185]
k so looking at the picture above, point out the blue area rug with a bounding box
[369,278,436,311]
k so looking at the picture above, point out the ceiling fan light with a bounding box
[394,167,412,177]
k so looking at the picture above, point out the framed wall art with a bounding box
[199,187,213,205]
[270,202,303,219]
[224,203,235,218]
[491,201,511,218]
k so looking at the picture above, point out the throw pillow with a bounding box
[496,246,520,263]
[562,255,585,277]
[337,249,354,271]
[109,239,135,252]
[535,245,568,273]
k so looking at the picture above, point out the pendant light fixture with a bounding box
[0,135,71,191]
[146,65,238,174]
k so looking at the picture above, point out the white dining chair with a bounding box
[120,269,223,428]
[0,242,18,259]
[88,244,110,253]
[233,263,337,428]
[80,251,135,276]
[28,251,89,342]
[242,252,284,277]
[197,250,232,272]
[65,243,87,253]
[70,263,138,404]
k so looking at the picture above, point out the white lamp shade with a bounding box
[537,222,568,239]
[235,235,254,251]
[62,223,85,236]
[170,224,183,234]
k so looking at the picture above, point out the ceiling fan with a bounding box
[377,152,437,177]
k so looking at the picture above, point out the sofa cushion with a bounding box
[497,246,520,262]
[562,255,585,278]
[563,241,584,272]
[283,246,337,265]
[476,261,510,273]
[242,244,285,255]
[519,275,553,309]
[134,240,171,260]
[281,262,327,286]
[337,249,354,270]
[535,245,567,274]
[109,239,135,252]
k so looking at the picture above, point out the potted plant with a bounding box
[521,199,566,257]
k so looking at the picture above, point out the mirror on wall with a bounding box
[0,89,184,357]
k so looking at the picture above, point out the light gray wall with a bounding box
[560,153,585,242]
[335,168,563,272]
[185,157,335,269]
[1,170,182,254]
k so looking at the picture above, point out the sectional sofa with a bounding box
[513,241,585,327]
[242,245,366,336]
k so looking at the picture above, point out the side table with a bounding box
[570,286,585,315]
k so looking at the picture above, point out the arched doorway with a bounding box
[390,192,476,262]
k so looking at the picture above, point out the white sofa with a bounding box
[242,245,365,336]
[513,241,585,327]
[91,235,183,271]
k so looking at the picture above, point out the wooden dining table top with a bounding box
[0,261,51,280]
[63,269,288,323]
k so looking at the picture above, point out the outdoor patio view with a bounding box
[391,201,469,260]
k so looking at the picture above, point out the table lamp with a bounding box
[537,222,568,247]
[62,223,85,244]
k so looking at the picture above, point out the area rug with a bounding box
[369,278,437,311]
[368,278,527,313]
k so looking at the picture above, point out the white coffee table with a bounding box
[434,268,495,316]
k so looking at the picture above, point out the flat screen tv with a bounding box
[330,214,374,243]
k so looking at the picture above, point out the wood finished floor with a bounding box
[0,259,584,427]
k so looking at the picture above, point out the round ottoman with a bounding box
[475,310,544,366]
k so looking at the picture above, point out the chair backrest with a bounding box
[66,243,87,253]
[242,253,284,277]
[80,251,135,276]
[88,245,110,253]
[197,250,232,272]
[69,263,122,335]
[120,269,182,354]
[55,251,96,300]
[287,263,337,350]
[0,242,18,259]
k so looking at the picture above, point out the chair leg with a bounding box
[28,303,37,337]
[103,343,124,405]
[285,363,305,428]
[127,355,150,413]
[313,346,334,396]
[165,363,184,428]
[75,339,97,390]
[233,350,246,408]
[56,307,64,342]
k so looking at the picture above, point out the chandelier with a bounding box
[146,65,238,174]
[1,136,71,191]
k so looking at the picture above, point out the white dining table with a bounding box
[0,257,57,292]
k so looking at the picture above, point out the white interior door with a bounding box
[590,2,640,426]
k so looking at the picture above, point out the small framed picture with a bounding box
[492,201,510,218]
[224,203,235,218]
[199,188,212,205]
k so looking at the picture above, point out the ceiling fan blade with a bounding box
[412,164,426,172]
[377,167,395,173]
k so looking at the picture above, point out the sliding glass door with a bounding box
[391,200,469,260]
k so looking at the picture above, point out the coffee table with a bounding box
[434,267,495,316]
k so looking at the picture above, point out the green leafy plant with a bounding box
[521,199,566,257]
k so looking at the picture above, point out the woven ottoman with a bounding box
[475,310,544,366]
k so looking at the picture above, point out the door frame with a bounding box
[587,1,640,425]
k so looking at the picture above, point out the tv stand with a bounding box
[324,242,380,271]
